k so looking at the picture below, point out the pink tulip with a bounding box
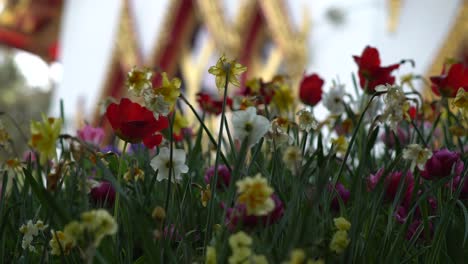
[77,125,105,146]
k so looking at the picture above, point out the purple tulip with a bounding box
[452,175,468,200]
[224,194,284,231]
[420,149,464,180]
[406,218,433,241]
[204,165,231,190]
[380,127,409,148]
[367,169,414,203]
[329,182,350,210]
[90,181,115,207]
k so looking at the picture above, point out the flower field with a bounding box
[0,46,467,263]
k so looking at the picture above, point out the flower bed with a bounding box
[0,46,467,263]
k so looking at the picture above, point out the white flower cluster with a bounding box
[376,84,410,132]
[19,220,48,252]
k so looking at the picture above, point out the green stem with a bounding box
[204,69,230,250]
[163,113,175,220]
[331,94,378,187]
[179,94,232,172]
[113,141,129,221]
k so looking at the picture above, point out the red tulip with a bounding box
[299,74,323,106]
[353,46,400,93]
[196,92,232,115]
[106,98,168,146]
[430,63,468,97]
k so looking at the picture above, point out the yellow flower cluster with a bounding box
[30,115,62,165]
[236,174,275,216]
[329,217,351,254]
[228,231,268,264]
[208,55,247,91]
[49,209,117,256]
[283,249,325,264]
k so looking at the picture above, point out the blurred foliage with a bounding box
[0,47,52,162]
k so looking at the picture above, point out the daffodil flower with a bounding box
[208,55,247,90]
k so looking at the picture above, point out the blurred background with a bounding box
[0,0,466,153]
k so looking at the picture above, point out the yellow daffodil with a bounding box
[49,230,75,256]
[453,88,468,109]
[208,55,247,90]
[307,258,325,264]
[331,136,348,154]
[201,184,212,207]
[144,72,181,117]
[155,72,181,108]
[236,174,274,216]
[333,217,351,231]
[206,246,217,264]
[123,167,145,182]
[228,231,253,264]
[282,146,302,172]
[80,209,118,246]
[246,78,261,93]
[152,206,166,221]
[272,83,294,113]
[0,120,9,148]
[285,249,306,264]
[126,66,153,95]
[30,115,62,165]
[173,111,189,135]
[229,231,252,250]
[329,230,350,254]
[251,254,269,264]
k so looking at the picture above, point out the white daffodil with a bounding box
[150,147,189,183]
[296,108,318,131]
[323,84,346,115]
[19,220,48,252]
[232,107,270,147]
[142,90,171,118]
[403,144,432,170]
[378,84,410,132]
